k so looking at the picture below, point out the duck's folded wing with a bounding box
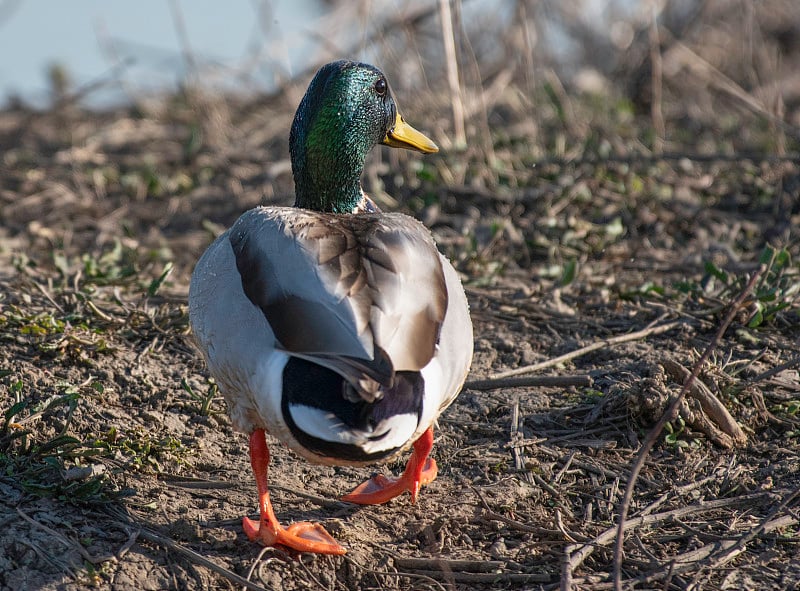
[229,207,447,396]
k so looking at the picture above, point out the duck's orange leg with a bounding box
[342,427,438,505]
[242,429,346,555]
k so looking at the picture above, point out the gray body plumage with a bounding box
[189,206,472,466]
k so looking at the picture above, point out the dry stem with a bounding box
[610,266,766,591]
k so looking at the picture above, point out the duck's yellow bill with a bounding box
[383,113,439,153]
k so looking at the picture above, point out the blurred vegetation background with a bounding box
[5,0,800,152]
[2,0,798,281]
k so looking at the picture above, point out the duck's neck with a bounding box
[291,146,365,213]
[289,81,373,214]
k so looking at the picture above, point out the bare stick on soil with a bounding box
[560,490,775,591]
[136,528,270,591]
[688,488,800,579]
[627,506,799,588]
[661,358,747,448]
[464,374,593,391]
[379,550,553,584]
[610,266,765,591]
[490,319,684,380]
[742,352,800,387]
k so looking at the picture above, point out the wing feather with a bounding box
[229,207,447,400]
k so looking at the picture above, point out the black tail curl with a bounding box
[281,357,424,462]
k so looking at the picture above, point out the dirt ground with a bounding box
[1,63,800,590]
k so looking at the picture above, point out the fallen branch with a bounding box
[533,151,800,167]
[400,569,551,584]
[535,446,650,485]
[578,515,797,590]
[393,556,506,573]
[490,320,684,380]
[137,528,270,591]
[667,39,800,142]
[661,358,747,448]
[16,508,115,565]
[687,488,800,579]
[670,514,798,569]
[560,490,775,591]
[610,266,765,591]
[271,483,347,510]
[741,353,800,388]
[614,506,799,589]
[510,398,531,484]
[464,374,593,391]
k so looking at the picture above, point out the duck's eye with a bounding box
[374,78,387,97]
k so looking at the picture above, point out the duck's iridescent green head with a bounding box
[289,60,438,213]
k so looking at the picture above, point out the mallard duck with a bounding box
[188,60,473,555]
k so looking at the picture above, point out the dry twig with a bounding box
[438,0,465,147]
[661,358,747,448]
[402,569,550,584]
[490,320,684,380]
[560,490,775,591]
[610,266,766,591]
[136,527,270,591]
[465,374,593,391]
[16,508,115,565]
[686,488,800,585]
[394,556,506,572]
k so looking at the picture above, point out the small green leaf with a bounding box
[4,401,27,422]
[543,82,565,123]
[774,248,790,269]
[638,281,665,296]
[147,261,174,297]
[33,435,81,456]
[180,378,194,397]
[704,261,729,284]
[748,301,764,328]
[560,259,578,286]
[758,245,776,266]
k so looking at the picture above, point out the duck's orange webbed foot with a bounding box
[246,429,346,555]
[242,515,345,555]
[342,427,437,505]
